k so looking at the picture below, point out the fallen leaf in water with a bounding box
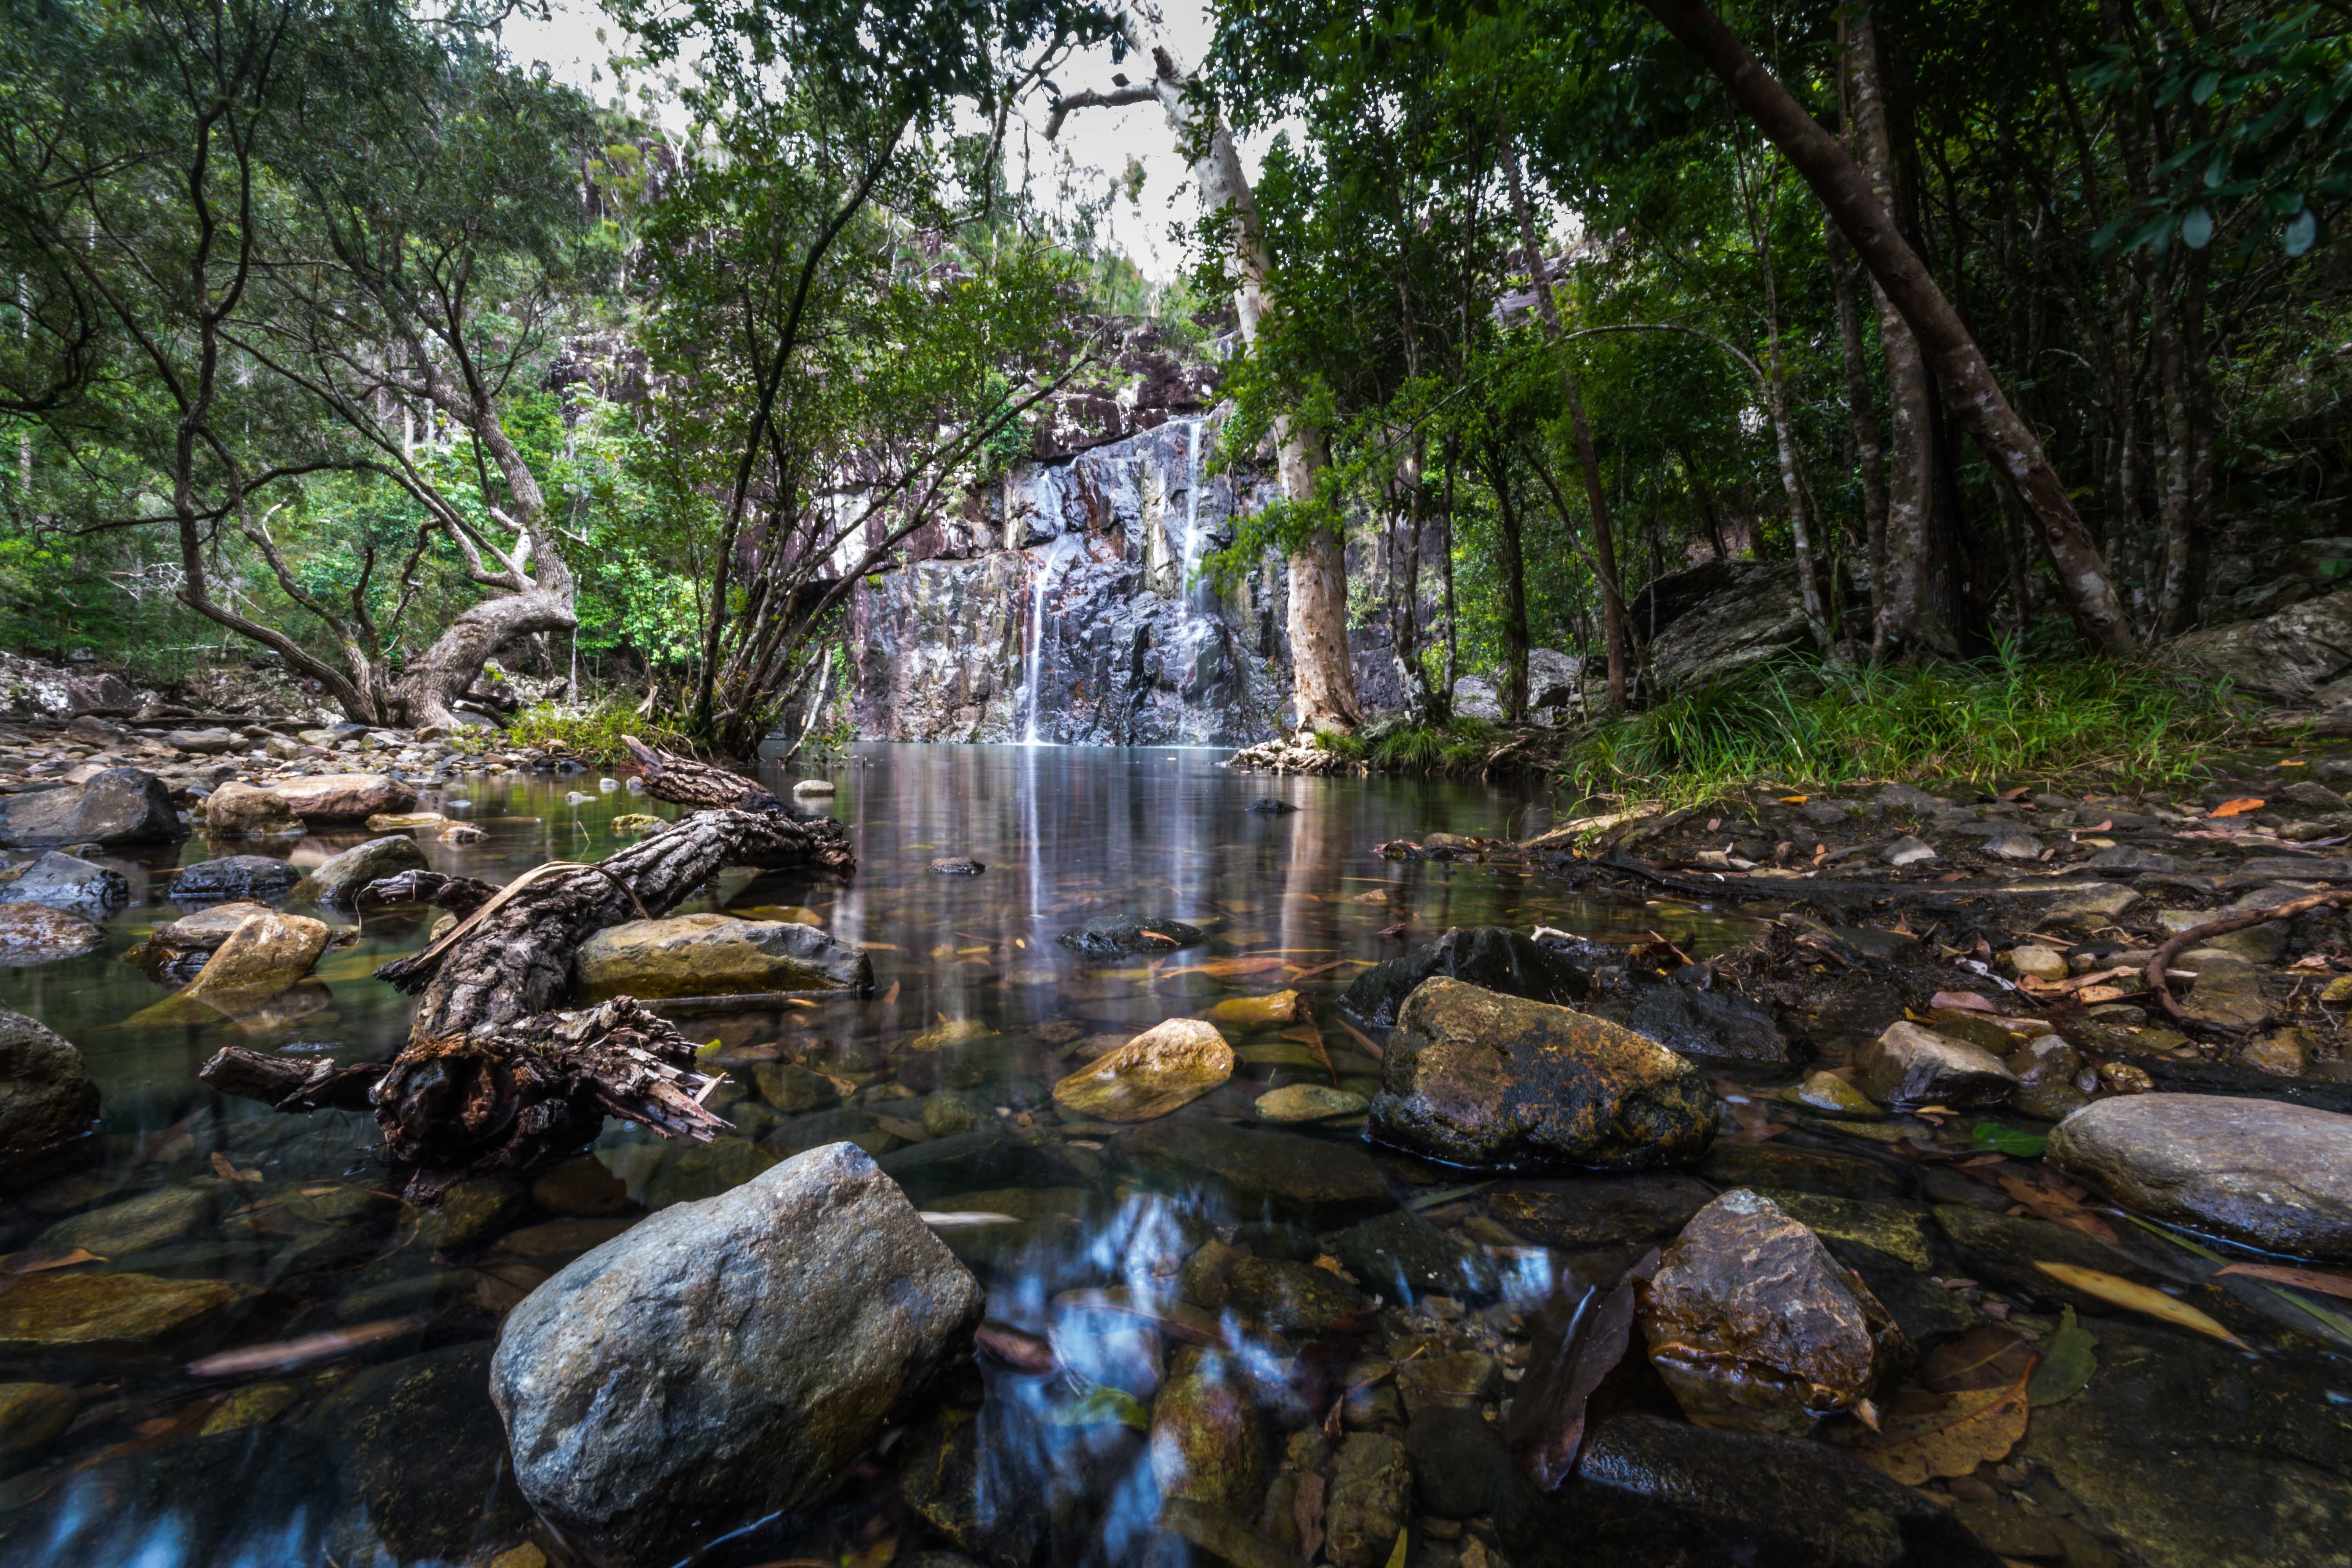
[1971,1123,2049,1158]
[185,1318,421,1378]
[1989,1172,2121,1246]
[1053,1385,1149,1430]
[2213,1262,2352,1300]
[974,1321,1057,1373]
[919,1211,1020,1230]
[2033,1262,2246,1346]
[1780,795,1809,804]
[1505,1277,1637,1489]
[1385,1525,1409,1568]
[2210,797,2265,818]
[0,1247,104,1276]
[2027,1307,2097,1406]
[2000,786,2032,802]
[1053,1288,1226,1347]
[1855,1329,2035,1485]
[1376,921,1408,938]
[1176,956,1292,978]
[209,1152,261,1184]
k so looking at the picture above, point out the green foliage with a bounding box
[502,697,699,762]
[1313,715,1503,773]
[1564,653,2250,804]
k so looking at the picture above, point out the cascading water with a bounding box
[1020,529,1083,744]
[1176,417,1207,610]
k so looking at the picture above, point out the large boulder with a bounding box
[268,773,417,822]
[1339,925,1591,1031]
[0,652,138,718]
[0,902,100,963]
[577,912,873,1000]
[201,781,300,839]
[2170,588,2352,710]
[1367,977,1717,1171]
[1050,1017,1232,1121]
[490,1142,984,1566]
[166,855,300,904]
[293,834,429,906]
[1637,561,1815,699]
[0,1005,98,1181]
[0,852,127,918]
[1637,1189,1907,1434]
[0,768,182,849]
[2046,1093,2352,1259]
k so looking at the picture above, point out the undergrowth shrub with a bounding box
[497,697,700,762]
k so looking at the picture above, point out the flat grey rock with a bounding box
[2047,1093,2352,1259]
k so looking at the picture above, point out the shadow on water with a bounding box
[20,745,2340,1567]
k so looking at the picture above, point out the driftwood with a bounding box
[199,744,852,1194]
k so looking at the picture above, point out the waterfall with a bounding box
[1176,417,1207,608]
[1021,530,1083,744]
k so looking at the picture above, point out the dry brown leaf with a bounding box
[0,1246,105,1276]
[2213,1262,2352,1300]
[1855,1379,2031,1485]
[2210,797,2266,818]
[2033,1262,2247,1346]
[1989,1173,2123,1247]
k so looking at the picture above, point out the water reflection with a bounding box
[0,744,1755,1566]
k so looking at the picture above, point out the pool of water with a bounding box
[2,745,2345,1568]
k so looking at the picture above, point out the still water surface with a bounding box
[3,746,2337,1568]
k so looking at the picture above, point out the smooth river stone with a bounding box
[0,1272,258,1350]
[1254,1083,1367,1122]
[268,772,417,821]
[2046,1093,2352,1259]
[1367,977,1717,1171]
[1638,1189,1907,1436]
[577,912,872,1000]
[1852,1020,2016,1110]
[490,1142,983,1565]
[1051,1018,1232,1122]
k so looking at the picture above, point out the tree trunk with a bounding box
[1123,18,1359,732]
[1844,9,1942,657]
[1824,216,1889,632]
[1641,0,2136,657]
[2154,245,2209,636]
[1486,448,1531,722]
[1496,125,1632,713]
[200,744,854,1194]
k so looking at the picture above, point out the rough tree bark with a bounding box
[1495,127,1632,711]
[200,742,854,1195]
[1054,7,1361,731]
[1824,214,1889,621]
[1641,0,2137,657]
[1844,8,1942,657]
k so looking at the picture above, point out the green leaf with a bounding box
[1973,1122,2048,1158]
[2027,1307,2097,1406]
[2286,210,2318,257]
[1053,1385,1149,1431]
[2182,206,2215,249]
[2191,70,2223,104]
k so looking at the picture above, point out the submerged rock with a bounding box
[0,1380,78,1457]
[577,912,873,1000]
[295,834,430,906]
[1055,914,1205,956]
[1337,1208,1500,1303]
[167,854,300,904]
[175,909,330,1011]
[1325,1432,1412,1568]
[0,1004,99,1181]
[1638,1189,1908,1434]
[0,1271,258,1350]
[1117,1116,1392,1223]
[39,1186,214,1256]
[0,1424,336,1568]
[1624,984,1797,1064]
[1367,977,1717,1171]
[0,767,183,849]
[0,900,100,962]
[0,851,127,918]
[2046,1093,2352,1259]
[201,781,300,839]
[1223,1256,1373,1335]
[1853,1020,2016,1109]
[1252,1083,1367,1122]
[1149,1345,1268,1515]
[269,773,417,821]
[1339,925,1590,1030]
[1050,1017,1232,1122]
[307,1341,524,1563]
[491,1142,984,1565]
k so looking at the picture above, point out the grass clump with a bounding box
[1564,651,2250,805]
[1314,716,1504,773]
[499,697,699,763]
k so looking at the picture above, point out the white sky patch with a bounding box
[497,0,1284,283]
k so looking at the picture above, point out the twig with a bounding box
[2142,890,2352,1030]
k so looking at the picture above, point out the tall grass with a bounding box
[1564,652,2252,804]
[1316,716,1503,773]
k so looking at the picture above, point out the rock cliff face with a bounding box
[850,413,1292,745]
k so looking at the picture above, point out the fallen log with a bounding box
[199,744,853,1195]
